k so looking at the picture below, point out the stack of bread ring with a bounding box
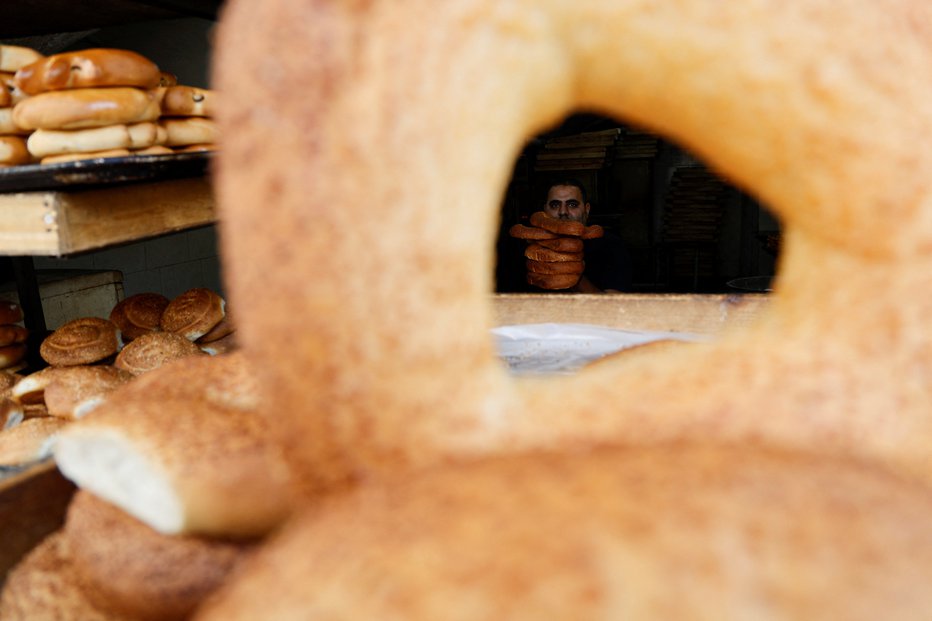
[12,48,170,164]
[509,210,604,290]
[0,301,28,372]
[158,82,218,153]
[0,45,43,167]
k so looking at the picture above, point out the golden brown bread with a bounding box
[13,48,160,95]
[534,236,584,253]
[197,0,932,616]
[0,136,30,165]
[161,85,216,117]
[54,392,293,538]
[507,223,559,240]
[12,87,161,130]
[0,531,133,621]
[0,417,68,466]
[523,243,583,262]
[524,258,585,275]
[0,343,26,368]
[525,271,581,290]
[40,317,121,366]
[0,300,23,324]
[37,365,134,420]
[197,445,932,621]
[160,117,219,146]
[0,44,42,73]
[64,490,255,621]
[160,288,225,341]
[195,309,235,344]
[27,122,163,158]
[0,323,28,347]
[114,330,205,376]
[109,292,171,341]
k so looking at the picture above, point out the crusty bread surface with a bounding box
[109,292,171,341]
[13,48,160,95]
[40,317,121,366]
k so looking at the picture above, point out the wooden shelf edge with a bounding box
[0,177,216,257]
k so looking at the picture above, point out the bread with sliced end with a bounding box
[54,394,292,538]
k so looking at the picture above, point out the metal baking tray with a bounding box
[0,151,213,193]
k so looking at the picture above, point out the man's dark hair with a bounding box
[545,177,588,204]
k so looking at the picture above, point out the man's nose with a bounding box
[556,203,569,217]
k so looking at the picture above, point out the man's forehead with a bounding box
[547,185,584,201]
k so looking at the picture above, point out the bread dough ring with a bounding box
[507,223,558,240]
[13,48,160,95]
[12,87,161,131]
[523,243,583,262]
[211,0,932,497]
[161,85,216,117]
[525,258,585,275]
[529,211,586,237]
[534,237,584,253]
[526,271,580,290]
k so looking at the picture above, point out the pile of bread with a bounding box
[0,44,217,167]
[0,287,233,468]
[509,211,603,290]
[0,301,27,372]
[6,0,932,618]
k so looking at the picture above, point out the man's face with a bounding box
[544,185,590,224]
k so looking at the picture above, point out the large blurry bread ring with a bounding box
[213,0,932,500]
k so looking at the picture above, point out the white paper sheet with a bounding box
[491,323,706,375]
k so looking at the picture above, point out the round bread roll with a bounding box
[525,258,585,275]
[0,324,28,347]
[0,531,132,621]
[26,122,162,158]
[109,292,170,341]
[38,366,134,420]
[0,44,42,73]
[13,48,160,95]
[523,243,583,262]
[580,224,604,240]
[40,149,131,165]
[0,416,67,466]
[160,288,225,341]
[195,445,932,621]
[40,317,121,367]
[161,85,215,117]
[64,490,255,621]
[534,236,584,253]
[0,343,27,368]
[54,394,294,538]
[195,309,235,344]
[0,301,23,324]
[526,271,580,290]
[114,331,205,376]
[160,117,219,147]
[12,87,161,131]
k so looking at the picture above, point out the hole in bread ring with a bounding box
[214,0,932,491]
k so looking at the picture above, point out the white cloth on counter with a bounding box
[491,323,707,375]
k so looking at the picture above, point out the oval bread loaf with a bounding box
[114,331,205,376]
[109,292,170,341]
[161,86,215,117]
[12,87,161,131]
[26,122,162,158]
[13,48,160,95]
[160,288,225,341]
[40,317,121,366]
[160,117,219,147]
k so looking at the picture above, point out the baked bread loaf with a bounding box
[507,223,558,240]
[54,394,293,538]
[195,309,235,344]
[0,136,30,165]
[0,323,28,347]
[64,490,255,621]
[114,331,205,376]
[13,48,160,95]
[523,243,583,263]
[0,343,26,368]
[0,531,131,621]
[535,236,584,253]
[198,332,238,356]
[40,317,121,366]
[0,417,67,466]
[160,288,225,341]
[161,85,215,117]
[160,117,219,147]
[26,365,134,420]
[525,271,580,290]
[12,87,161,131]
[0,300,23,324]
[0,44,42,73]
[525,258,585,275]
[26,122,164,158]
[0,107,30,136]
[109,292,170,341]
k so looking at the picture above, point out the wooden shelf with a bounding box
[0,176,215,256]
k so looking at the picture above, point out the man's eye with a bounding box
[567,201,578,207]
